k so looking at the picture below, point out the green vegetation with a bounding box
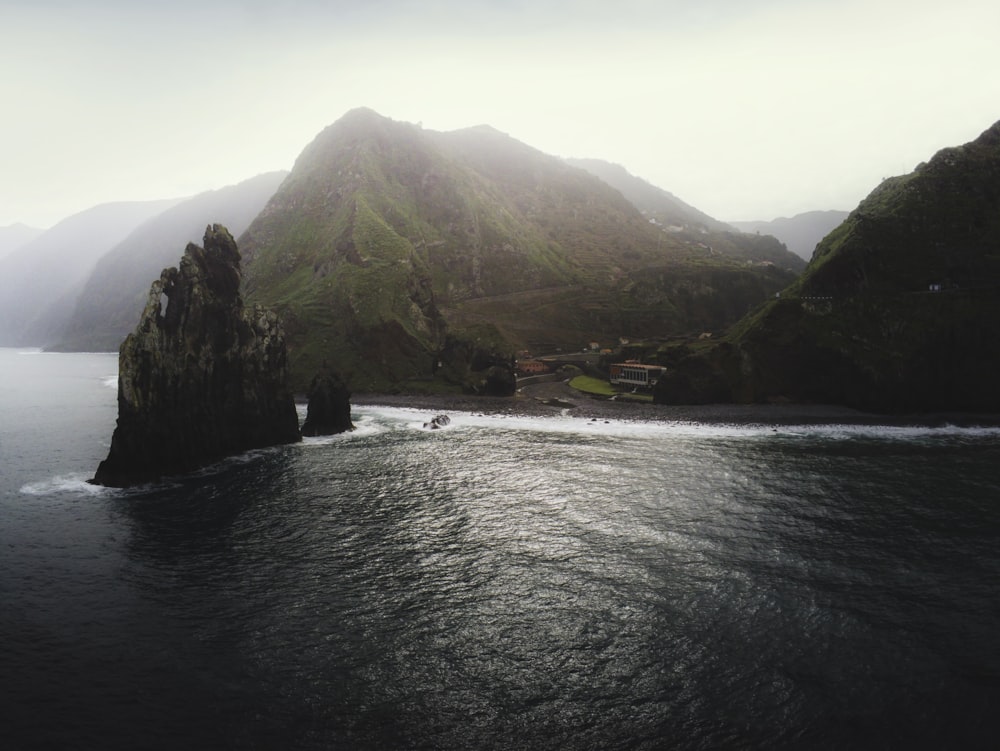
[568,375,653,402]
[654,119,1000,412]
[239,108,801,392]
[569,375,616,396]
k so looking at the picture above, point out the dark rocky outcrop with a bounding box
[422,414,451,430]
[482,364,517,396]
[301,365,354,436]
[654,120,1000,413]
[92,225,301,487]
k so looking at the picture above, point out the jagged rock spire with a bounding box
[92,224,301,487]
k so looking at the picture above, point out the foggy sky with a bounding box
[2,0,998,228]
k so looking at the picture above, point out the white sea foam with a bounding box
[16,349,116,356]
[299,413,384,446]
[20,474,110,496]
[767,423,1000,442]
[102,375,118,389]
[354,405,1000,442]
[357,405,762,438]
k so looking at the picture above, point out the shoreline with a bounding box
[353,381,1000,428]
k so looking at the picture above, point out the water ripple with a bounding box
[5,402,1000,749]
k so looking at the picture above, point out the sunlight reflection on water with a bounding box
[3,364,1000,749]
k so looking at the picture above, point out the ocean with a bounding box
[1,348,999,750]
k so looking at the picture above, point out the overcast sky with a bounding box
[2,0,998,228]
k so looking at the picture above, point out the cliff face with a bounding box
[92,225,301,487]
[654,120,1000,413]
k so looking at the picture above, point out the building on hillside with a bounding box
[516,359,550,375]
[609,362,666,389]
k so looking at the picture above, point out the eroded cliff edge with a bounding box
[92,225,301,487]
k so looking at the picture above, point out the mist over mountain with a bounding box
[0,199,182,347]
[567,158,806,272]
[565,158,733,233]
[1,110,807,391]
[0,223,44,262]
[654,119,1000,412]
[241,108,796,391]
[52,172,288,352]
[730,210,849,261]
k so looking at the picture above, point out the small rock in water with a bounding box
[423,414,451,430]
[301,364,354,436]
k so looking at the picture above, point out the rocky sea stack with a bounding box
[301,365,354,436]
[92,225,301,487]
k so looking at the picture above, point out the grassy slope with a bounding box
[241,109,799,391]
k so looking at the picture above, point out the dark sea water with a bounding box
[2,348,999,750]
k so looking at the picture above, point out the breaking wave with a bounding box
[355,405,1000,442]
[20,473,110,496]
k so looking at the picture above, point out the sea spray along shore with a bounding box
[355,380,1000,429]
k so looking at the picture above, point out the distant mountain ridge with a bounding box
[3,110,806,391]
[240,108,798,391]
[53,172,287,352]
[568,158,806,272]
[0,199,182,347]
[565,158,733,233]
[0,223,44,262]
[653,119,1000,412]
[730,210,849,261]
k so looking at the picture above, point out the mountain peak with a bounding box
[336,106,389,125]
[240,109,798,391]
[452,124,508,137]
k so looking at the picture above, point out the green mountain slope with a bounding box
[240,111,452,392]
[654,120,1000,412]
[241,108,798,392]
